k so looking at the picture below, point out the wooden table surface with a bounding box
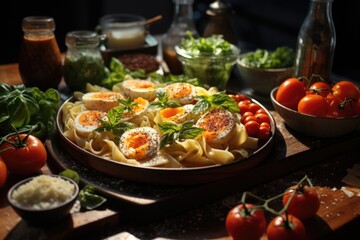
[1,62,360,240]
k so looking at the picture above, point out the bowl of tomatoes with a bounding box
[270,78,360,138]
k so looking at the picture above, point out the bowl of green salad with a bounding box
[237,47,295,96]
[175,34,239,90]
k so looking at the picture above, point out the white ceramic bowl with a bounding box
[270,87,360,138]
[237,54,294,96]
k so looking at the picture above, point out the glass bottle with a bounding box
[63,30,106,91]
[161,0,199,75]
[203,0,237,45]
[18,16,63,90]
[294,0,336,83]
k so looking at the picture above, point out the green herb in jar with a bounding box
[64,55,106,91]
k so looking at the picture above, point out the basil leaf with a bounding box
[78,185,107,210]
[59,169,80,184]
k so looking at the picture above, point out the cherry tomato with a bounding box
[260,122,271,130]
[308,81,332,97]
[238,101,250,114]
[225,203,267,240]
[266,214,307,240]
[256,108,267,115]
[230,94,249,103]
[258,126,271,140]
[243,115,257,124]
[326,93,354,118]
[282,185,320,220]
[276,78,306,110]
[245,120,260,137]
[249,102,261,114]
[0,158,7,188]
[0,134,47,175]
[297,94,328,117]
[332,80,360,101]
[254,113,271,125]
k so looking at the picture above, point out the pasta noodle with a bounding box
[61,79,259,168]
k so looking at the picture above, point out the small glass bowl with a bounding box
[175,43,239,90]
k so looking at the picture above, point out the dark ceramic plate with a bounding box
[55,96,275,186]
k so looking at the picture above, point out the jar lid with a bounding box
[22,16,55,31]
[66,31,101,48]
[208,0,231,14]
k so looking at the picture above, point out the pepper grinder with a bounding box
[203,0,237,45]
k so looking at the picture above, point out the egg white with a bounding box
[195,108,236,144]
[119,127,160,160]
[159,104,195,124]
[163,82,196,105]
[73,110,107,135]
[121,79,157,101]
[82,91,123,112]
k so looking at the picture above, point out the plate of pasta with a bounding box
[56,79,275,185]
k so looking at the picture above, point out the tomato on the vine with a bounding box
[332,80,360,101]
[225,203,267,240]
[266,214,307,240]
[276,78,306,110]
[326,93,355,118]
[308,81,332,97]
[282,184,320,220]
[0,158,7,188]
[0,134,47,175]
[297,94,328,117]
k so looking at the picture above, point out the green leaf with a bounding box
[59,169,80,184]
[78,185,107,210]
[193,93,239,114]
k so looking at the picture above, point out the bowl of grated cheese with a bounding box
[7,174,79,225]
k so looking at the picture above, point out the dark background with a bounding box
[1,0,358,82]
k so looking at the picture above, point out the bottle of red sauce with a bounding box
[18,16,63,90]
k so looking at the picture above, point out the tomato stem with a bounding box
[0,123,41,149]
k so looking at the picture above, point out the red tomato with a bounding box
[0,134,47,175]
[243,115,257,124]
[258,126,271,140]
[326,93,355,118]
[255,113,271,125]
[238,101,250,114]
[332,80,360,101]
[0,159,7,188]
[260,122,271,130]
[245,120,260,137]
[308,81,332,97]
[282,185,320,220]
[276,78,306,110]
[226,203,267,240]
[297,94,328,117]
[249,103,261,114]
[266,214,307,240]
[230,94,249,103]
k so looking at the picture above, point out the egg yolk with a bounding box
[134,81,155,89]
[160,107,184,119]
[125,132,151,159]
[78,111,106,127]
[89,92,122,100]
[166,83,193,99]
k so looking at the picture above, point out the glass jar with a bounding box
[161,0,199,75]
[63,30,106,91]
[203,0,237,45]
[294,0,336,83]
[18,16,63,90]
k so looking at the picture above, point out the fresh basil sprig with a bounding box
[193,93,239,114]
[96,106,135,144]
[158,120,203,149]
[59,169,107,211]
[150,90,181,109]
[118,97,138,112]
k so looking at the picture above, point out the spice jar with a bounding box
[294,0,336,83]
[18,16,63,90]
[203,0,237,45]
[161,0,199,74]
[63,31,106,91]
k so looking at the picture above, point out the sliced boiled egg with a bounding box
[195,108,236,144]
[122,79,157,101]
[159,104,194,124]
[73,110,107,135]
[163,82,196,105]
[122,97,149,121]
[119,127,160,160]
[82,91,123,112]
